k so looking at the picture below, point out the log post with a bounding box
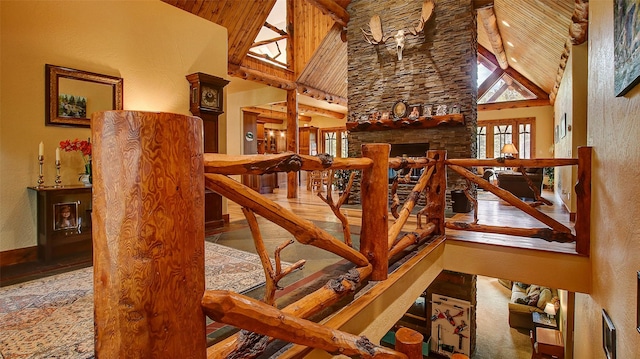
[426,150,447,235]
[92,111,206,358]
[360,143,390,280]
[395,327,424,359]
[286,89,299,198]
[574,146,592,256]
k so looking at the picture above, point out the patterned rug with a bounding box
[0,242,275,359]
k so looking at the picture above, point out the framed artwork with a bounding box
[45,64,123,128]
[637,271,640,334]
[602,309,616,359]
[408,104,422,119]
[614,0,640,96]
[53,202,78,230]
[560,114,567,139]
[392,100,408,119]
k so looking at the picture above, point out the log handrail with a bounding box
[202,290,407,358]
[445,158,578,167]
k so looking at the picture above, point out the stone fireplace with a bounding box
[346,0,478,208]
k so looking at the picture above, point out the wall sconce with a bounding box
[501,143,518,159]
[280,131,285,138]
[269,130,274,137]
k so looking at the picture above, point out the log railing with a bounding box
[444,147,592,256]
[92,112,591,359]
[202,145,439,358]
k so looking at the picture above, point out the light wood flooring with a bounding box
[224,185,576,255]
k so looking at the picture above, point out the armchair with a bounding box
[497,168,543,199]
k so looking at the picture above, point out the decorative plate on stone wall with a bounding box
[392,100,408,119]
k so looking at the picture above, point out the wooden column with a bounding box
[395,327,424,359]
[574,146,592,256]
[360,143,390,280]
[286,89,299,198]
[92,111,206,358]
[426,150,447,235]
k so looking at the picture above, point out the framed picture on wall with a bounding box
[560,114,567,139]
[614,0,640,96]
[602,309,616,359]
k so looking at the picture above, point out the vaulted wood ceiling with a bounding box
[162,0,585,112]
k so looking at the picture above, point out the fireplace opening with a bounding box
[389,143,430,182]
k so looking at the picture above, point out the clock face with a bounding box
[201,85,219,109]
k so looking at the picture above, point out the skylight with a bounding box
[251,0,288,68]
[478,73,536,104]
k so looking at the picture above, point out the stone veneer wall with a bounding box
[346,0,478,206]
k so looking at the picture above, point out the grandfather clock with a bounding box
[186,72,229,229]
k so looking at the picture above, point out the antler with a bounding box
[361,15,385,44]
[410,0,435,35]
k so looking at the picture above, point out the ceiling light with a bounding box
[511,57,518,63]
[501,20,510,27]
[507,41,514,47]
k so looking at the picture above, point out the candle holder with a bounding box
[37,155,45,188]
[54,160,62,187]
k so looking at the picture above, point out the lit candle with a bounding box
[39,142,44,157]
[56,147,60,162]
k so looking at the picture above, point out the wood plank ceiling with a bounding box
[477,0,575,95]
[164,0,581,113]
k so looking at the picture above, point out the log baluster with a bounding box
[92,111,207,358]
[360,144,390,281]
[425,150,447,235]
[574,146,592,256]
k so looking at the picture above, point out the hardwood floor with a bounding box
[224,185,576,254]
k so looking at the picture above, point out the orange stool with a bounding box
[451,354,470,359]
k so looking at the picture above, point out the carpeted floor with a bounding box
[0,242,278,359]
[474,276,531,359]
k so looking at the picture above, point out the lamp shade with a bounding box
[544,302,556,316]
[501,143,519,155]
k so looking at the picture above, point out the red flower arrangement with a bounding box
[59,138,92,164]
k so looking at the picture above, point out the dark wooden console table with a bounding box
[28,186,93,263]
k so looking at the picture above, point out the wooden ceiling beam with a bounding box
[271,102,345,119]
[570,0,589,45]
[297,84,347,107]
[243,107,311,123]
[477,5,508,70]
[228,63,297,90]
[305,0,349,27]
[478,99,551,111]
[549,40,571,105]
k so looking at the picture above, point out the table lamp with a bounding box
[501,143,519,159]
[544,302,557,320]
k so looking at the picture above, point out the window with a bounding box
[324,132,337,157]
[320,127,348,158]
[477,126,487,159]
[477,118,535,159]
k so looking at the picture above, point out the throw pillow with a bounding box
[515,297,528,305]
[527,285,541,295]
[515,282,529,289]
[537,288,553,309]
[527,293,540,306]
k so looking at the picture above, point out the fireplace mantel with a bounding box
[346,114,464,132]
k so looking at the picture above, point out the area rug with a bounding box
[0,242,277,359]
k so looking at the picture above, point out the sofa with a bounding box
[508,282,559,329]
[497,168,544,199]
